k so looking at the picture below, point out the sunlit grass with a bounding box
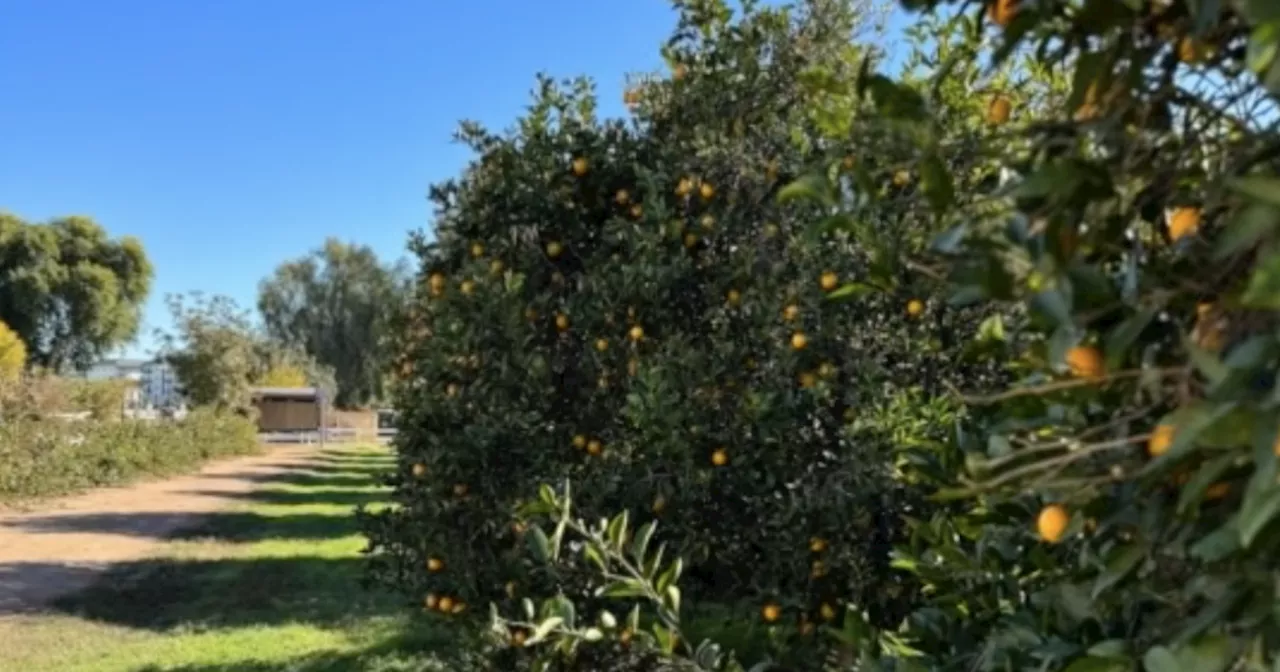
[0,444,463,672]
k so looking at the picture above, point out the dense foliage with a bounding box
[364,0,1280,670]
[258,238,409,407]
[0,407,258,501]
[0,212,152,372]
[159,292,333,410]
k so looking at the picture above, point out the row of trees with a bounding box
[365,0,1280,670]
[0,210,406,410]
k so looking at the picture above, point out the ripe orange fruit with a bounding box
[427,557,444,572]
[1167,206,1201,242]
[791,331,808,350]
[451,600,467,614]
[699,182,715,200]
[428,272,446,296]
[818,362,835,378]
[629,325,644,341]
[726,289,741,306]
[586,439,603,456]
[798,371,818,389]
[571,157,588,176]
[986,95,1012,125]
[1036,504,1070,543]
[453,483,469,497]
[892,170,911,187]
[445,383,459,398]
[1065,345,1105,380]
[761,602,782,623]
[511,629,528,646]
[809,537,827,553]
[700,214,715,231]
[782,304,800,321]
[470,242,485,258]
[1148,424,1175,457]
[411,463,427,478]
[615,189,630,205]
[546,241,564,258]
[595,338,609,352]
[555,313,570,332]
[572,434,587,449]
[489,259,505,275]
[672,63,688,80]
[987,0,1018,27]
[819,603,837,621]
[460,280,475,296]
[437,596,455,613]
[906,299,925,317]
[675,177,694,197]
[820,272,838,292]
[711,448,728,466]
[810,559,826,578]
[630,204,643,219]
[424,593,439,610]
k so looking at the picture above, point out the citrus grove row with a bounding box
[359,0,1280,670]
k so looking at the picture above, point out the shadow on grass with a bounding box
[206,472,379,489]
[4,511,361,542]
[179,487,386,508]
[51,555,403,632]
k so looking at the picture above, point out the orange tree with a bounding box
[360,0,1010,666]
[486,1,1280,671]
[655,0,1280,670]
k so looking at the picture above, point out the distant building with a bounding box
[81,357,183,409]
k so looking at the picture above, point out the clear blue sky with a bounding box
[1,0,906,359]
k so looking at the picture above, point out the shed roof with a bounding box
[251,387,320,400]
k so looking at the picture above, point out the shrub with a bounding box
[362,1,1012,666]
[0,319,24,381]
[0,408,259,501]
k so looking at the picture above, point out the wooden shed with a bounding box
[251,387,324,433]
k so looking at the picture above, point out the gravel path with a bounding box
[0,444,325,614]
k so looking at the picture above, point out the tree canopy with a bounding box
[0,212,152,372]
[257,238,408,408]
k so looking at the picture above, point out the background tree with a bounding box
[0,212,152,372]
[256,364,309,388]
[159,293,260,411]
[257,238,408,408]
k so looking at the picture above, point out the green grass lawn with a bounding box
[0,445,465,672]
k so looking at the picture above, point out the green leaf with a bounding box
[1144,646,1180,672]
[1214,203,1280,259]
[1088,640,1128,659]
[1091,543,1146,599]
[598,580,647,599]
[1189,519,1240,562]
[1104,306,1157,369]
[777,173,834,206]
[1185,340,1229,385]
[1238,484,1280,547]
[652,623,677,654]
[606,510,629,552]
[1230,176,1280,208]
[656,557,683,594]
[1241,249,1280,309]
[827,282,878,300]
[527,525,552,563]
[1141,403,1238,474]
[583,542,607,571]
[524,616,564,646]
[1249,22,1280,75]
[631,521,656,563]
[665,584,681,614]
[1176,634,1236,672]
[582,627,604,642]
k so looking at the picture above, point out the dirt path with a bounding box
[0,443,326,614]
